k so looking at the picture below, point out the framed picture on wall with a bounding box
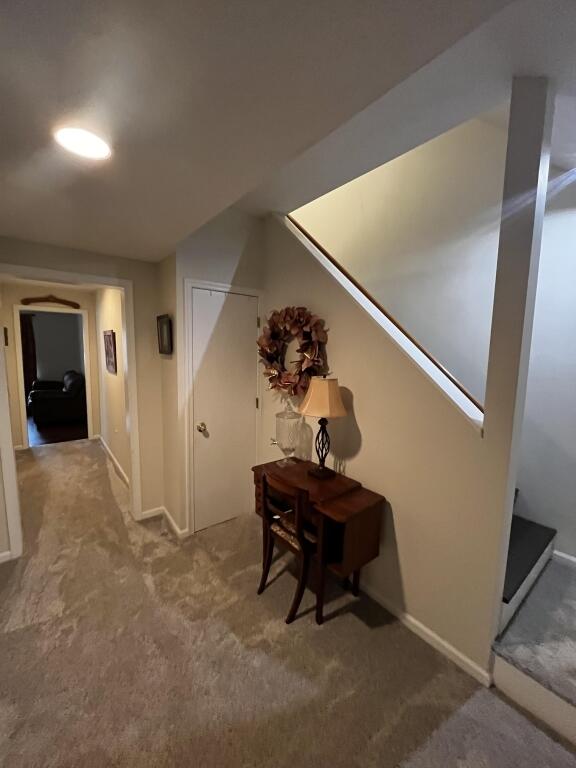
[157,314,173,355]
[103,330,117,374]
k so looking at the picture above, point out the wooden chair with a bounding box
[257,472,318,624]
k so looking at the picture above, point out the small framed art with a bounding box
[157,314,173,355]
[103,330,117,374]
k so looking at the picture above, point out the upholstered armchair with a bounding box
[27,370,87,427]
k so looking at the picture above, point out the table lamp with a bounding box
[299,377,346,478]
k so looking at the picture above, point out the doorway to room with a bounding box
[0,265,144,567]
[16,306,92,447]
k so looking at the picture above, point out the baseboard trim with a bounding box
[138,506,164,521]
[0,550,16,564]
[98,436,130,488]
[553,549,576,568]
[13,445,25,451]
[163,506,190,539]
[362,581,491,687]
[493,655,576,746]
[138,505,190,539]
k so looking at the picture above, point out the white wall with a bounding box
[261,215,509,670]
[516,176,576,557]
[96,288,131,482]
[292,117,507,406]
[30,311,84,380]
[292,116,576,559]
[162,208,264,532]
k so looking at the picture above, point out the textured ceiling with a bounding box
[0,0,511,261]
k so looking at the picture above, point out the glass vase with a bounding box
[274,400,301,466]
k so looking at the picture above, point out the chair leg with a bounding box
[257,527,274,595]
[286,553,309,624]
[315,560,325,625]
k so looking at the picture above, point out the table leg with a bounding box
[316,516,325,625]
[316,562,325,625]
[257,519,273,595]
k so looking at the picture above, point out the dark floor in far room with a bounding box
[27,415,88,446]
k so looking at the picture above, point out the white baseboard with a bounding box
[553,549,576,568]
[138,506,165,521]
[137,505,190,539]
[163,506,190,539]
[0,550,16,564]
[362,581,491,687]
[493,655,576,746]
[98,436,130,487]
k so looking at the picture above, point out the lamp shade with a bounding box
[299,377,346,419]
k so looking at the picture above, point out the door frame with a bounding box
[0,341,22,562]
[0,262,143,525]
[183,279,262,536]
[13,304,94,448]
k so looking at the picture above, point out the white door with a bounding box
[191,288,258,532]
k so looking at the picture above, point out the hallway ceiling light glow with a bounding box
[54,127,112,160]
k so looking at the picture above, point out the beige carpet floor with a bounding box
[0,440,574,767]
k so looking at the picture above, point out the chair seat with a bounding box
[271,521,300,550]
[271,514,318,549]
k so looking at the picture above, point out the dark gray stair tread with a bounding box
[503,515,556,604]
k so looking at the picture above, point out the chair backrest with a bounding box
[261,472,310,549]
[62,370,85,396]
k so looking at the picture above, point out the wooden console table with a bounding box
[252,459,384,623]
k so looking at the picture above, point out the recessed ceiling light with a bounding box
[54,127,112,160]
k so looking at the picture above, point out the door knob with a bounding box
[196,422,207,433]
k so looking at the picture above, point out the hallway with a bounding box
[0,442,574,767]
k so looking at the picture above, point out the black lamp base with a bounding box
[308,417,334,479]
[308,465,335,479]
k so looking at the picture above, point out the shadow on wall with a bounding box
[371,500,406,616]
[329,386,362,475]
[296,418,314,461]
[177,206,265,288]
[292,386,362,470]
[288,383,406,618]
[328,387,406,613]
